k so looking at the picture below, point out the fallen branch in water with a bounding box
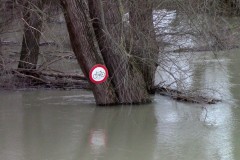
[155,86,221,104]
[15,69,87,80]
[12,69,48,84]
[9,69,89,89]
[165,45,239,53]
[0,40,19,45]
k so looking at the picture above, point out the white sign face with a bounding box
[89,64,108,84]
[91,67,106,82]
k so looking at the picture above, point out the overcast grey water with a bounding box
[1,49,240,160]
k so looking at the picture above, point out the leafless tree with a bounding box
[129,0,159,93]
[18,0,46,70]
[60,0,152,105]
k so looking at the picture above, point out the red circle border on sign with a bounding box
[89,64,109,84]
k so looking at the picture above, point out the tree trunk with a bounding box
[60,0,117,105]
[88,0,150,104]
[129,0,159,93]
[18,0,45,70]
[61,0,150,105]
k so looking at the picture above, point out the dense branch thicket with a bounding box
[159,0,240,15]
[129,0,159,93]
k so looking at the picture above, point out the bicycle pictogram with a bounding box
[93,71,105,80]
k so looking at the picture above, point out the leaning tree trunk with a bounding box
[60,0,117,105]
[129,0,159,93]
[88,0,150,104]
[61,0,150,105]
[18,0,45,70]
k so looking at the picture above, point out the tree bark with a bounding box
[88,0,150,104]
[61,0,150,105]
[18,0,45,70]
[129,0,159,93]
[60,0,117,105]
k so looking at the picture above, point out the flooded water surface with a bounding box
[1,49,240,160]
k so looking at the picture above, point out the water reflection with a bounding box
[0,50,240,160]
[89,129,107,157]
[153,96,234,160]
[0,92,24,160]
[79,106,157,160]
[154,50,235,160]
[0,91,157,160]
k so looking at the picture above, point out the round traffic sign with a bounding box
[89,64,108,84]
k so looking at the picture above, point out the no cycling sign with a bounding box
[89,64,109,84]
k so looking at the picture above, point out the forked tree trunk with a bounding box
[61,0,150,105]
[88,0,150,104]
[18,0,45,70]
[129,0,159,93]
[60,0,117,105]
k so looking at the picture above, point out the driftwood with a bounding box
[0,40,19,45]
[175,46,238,53]
[15,69,87,80]
[35,71,87,80]
[155,86,221,104]
[11,69,89,89]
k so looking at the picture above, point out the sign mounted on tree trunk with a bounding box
[89,64,109,84]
